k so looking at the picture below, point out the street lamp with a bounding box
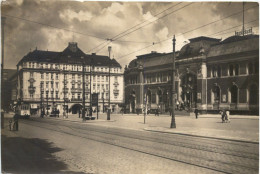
[170,35,176,128]
[82,57,86,120]
[89,57,93,117]
[102,88,105,113]
[107,46,111,120]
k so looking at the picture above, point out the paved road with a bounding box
[2,117,259,174]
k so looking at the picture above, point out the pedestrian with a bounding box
[225,110,230,123]
[221,109,226,123]
[194,108,199,119]
[57,109,60,117]
[176,100,180,110]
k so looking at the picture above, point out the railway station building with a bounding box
[124,34,259,114]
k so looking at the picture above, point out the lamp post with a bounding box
[107,46,111,120]
[102,89,105,113]
[89,57,93,117]
[82,57,86,120]
[170,35,176,128]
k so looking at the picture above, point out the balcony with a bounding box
[28,86,36,93]
[71,98,82,101]
[71,88,83,92]
[63,88,69,93]
[113,89,119,95]
[113,81,119,86]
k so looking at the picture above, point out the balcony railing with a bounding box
[71,88,83,92]
[113,89,119,94]
[71,98,82,101]
[113,81,119,85]
[28,86,36,93]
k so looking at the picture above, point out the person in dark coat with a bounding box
[194,108,199,119]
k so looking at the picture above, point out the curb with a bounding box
[143,128,259,144]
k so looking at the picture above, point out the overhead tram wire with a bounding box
[2,14,105,40]
[112,2,194,41]
[110,2,183,40]
[117,5,259,60]
[92,2,193,53]
[157,4,259,44]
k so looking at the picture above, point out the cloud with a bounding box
[2,1,259,70]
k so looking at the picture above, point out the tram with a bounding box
[15,104,30,118]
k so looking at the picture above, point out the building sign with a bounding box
[235,27,253,36]
[92,93,99,106]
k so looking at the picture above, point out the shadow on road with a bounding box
[2,135,85,174]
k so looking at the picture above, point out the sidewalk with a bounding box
[43,112,259,143]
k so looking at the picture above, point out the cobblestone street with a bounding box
[2,113,259,174]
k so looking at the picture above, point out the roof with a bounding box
[178,36,221,59]
[18,42,121,68]
[207,35,259,57]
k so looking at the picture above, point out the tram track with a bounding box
[20,119,259,174]
[28,118,259,159]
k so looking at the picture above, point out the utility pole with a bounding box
[243,2,245,36]
[89,57,93,117]
[1,17,6,128]
[107,46,111,120]
[63,70,66,118]
[82,57,86,120]
[170,35,176,128]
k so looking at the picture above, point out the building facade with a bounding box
[17,42,124,115]
[124,35,259,114]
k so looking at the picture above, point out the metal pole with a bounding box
[107,46,111,120]
[82,59,86,120]
[243,2,245,36]
[90,58,92,117]
[170,35,176,128]
[102,92,104,113]
[63,71,66,117]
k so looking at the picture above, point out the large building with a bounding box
[124,34,259,114]
[17,42,124,115]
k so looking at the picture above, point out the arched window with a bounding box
[231,85,238,103]
[213,86,220,103]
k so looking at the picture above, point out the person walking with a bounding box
[225,110,230,123]
[194,108,199,119]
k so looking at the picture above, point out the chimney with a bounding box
[68,42,78,52]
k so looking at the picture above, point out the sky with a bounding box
[1,0,259,69]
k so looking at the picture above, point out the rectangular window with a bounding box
[72,93,75,99]
[97,84,100,90]
[56,74,59,80]
[40,81,44,88]
[106,76,108,82]
[41,73,44,79]
[46,73,49,79]
[93,84,96,90]
[78,93,80,99]
[51,73,54,79]
[56,92,58,98]
[97,76,100,81]
[30,72,33,78]
[46,82,49,88]
[56,82,59,89]
[93,76,96,81]
[51,82,54,88]
[106,84,109,90]
[46,92,49,98]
